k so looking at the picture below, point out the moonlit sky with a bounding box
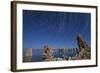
[23,10,91,49]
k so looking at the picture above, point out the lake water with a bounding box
[32,49,78,62]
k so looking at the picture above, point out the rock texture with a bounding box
[42,45,55,61]
[76,34,91,59]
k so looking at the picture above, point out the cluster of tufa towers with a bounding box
[42,34,91,61]
[23,34,91,62]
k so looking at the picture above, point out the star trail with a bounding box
[23,10,91,49]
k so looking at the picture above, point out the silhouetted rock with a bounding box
[77,34,87,49]
[76,34,91,59]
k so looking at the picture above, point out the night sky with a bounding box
[23,10,91,49]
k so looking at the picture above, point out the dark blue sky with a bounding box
[23,10,91,49]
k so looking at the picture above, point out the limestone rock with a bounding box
[76,34,91,59]
[42,45,55,61]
